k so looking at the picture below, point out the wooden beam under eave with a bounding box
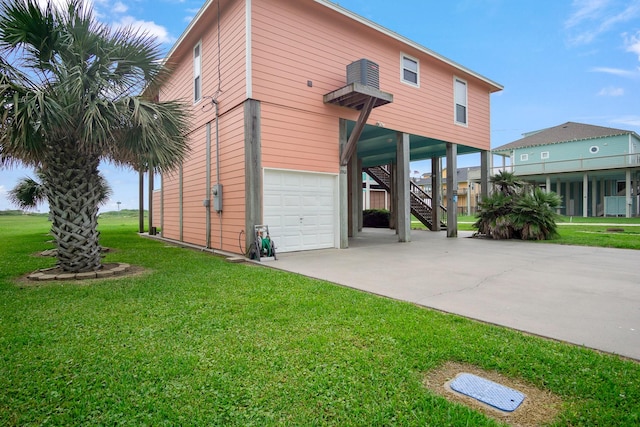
[340,96,376,166]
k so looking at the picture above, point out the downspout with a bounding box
[214,99,223,250]
[206,122,212,248]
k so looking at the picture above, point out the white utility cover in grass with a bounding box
[263,169,338,253]
[450,373,525,412]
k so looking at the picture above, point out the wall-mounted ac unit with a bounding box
[347,59,379,89]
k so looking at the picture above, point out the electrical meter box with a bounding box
[212,184,223,212]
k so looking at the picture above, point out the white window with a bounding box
[589,146,599,154]
[541,151,549,159]
[193,42,202,103]
[454,77,467,125]
[520,153,529,161]
[401,53,419,86]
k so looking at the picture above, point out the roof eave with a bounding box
[163,0,215,64]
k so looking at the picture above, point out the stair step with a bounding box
[364,165,447,231]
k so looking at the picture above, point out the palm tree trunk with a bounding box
[44,146,103,272]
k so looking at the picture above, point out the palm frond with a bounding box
[8,175,45,209]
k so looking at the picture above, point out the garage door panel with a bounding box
[283,215,302,227]
[264,169,337,253]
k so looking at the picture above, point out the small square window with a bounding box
[541,151,549,159]
[401,54,419,86]
[520,154,529,161]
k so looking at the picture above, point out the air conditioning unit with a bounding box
[346,59,379,89]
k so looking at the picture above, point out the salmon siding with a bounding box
[252,0,495,151]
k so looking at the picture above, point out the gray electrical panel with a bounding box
[212,184,223,212]
[347,59,380,89]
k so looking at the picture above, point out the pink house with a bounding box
[152,0,503,255]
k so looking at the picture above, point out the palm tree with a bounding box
[490,170,525,197]
[9,169,112,211]
[0,0,190,272]
[511,188,562,240]
[474,174,562,240]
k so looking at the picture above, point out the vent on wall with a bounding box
[347,59,380,89]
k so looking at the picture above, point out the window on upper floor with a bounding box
[194,42,202,103]
[454,77,467,125]
[541,151,549,160]
[401,53,419,86]
[520,153,529,162]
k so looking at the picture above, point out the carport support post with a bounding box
[626,169,632,218]
[339,119,349,249]
[592,177,597,217]
[583,173,588,218]
[396,132,411,242]
[348,153,359,237]
[138,170,144,233]
[245,99,262,252]
[480,150,489,200]
[446,142,458,238]
[431,156,441,231]
[389,163,397,230]
[358,158,363,232]
[556,178,562,214]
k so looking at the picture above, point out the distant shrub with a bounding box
[363,209,390,228]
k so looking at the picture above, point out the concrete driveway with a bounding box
[270,228,640,361]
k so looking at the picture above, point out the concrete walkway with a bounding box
[270,228,640,361]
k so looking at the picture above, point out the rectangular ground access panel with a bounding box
[449,373,525,412]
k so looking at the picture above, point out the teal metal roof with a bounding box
[350,121,482,167]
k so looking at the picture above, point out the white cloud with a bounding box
[32,1,175,45]
[624,31,640,60]
[610,116,640,127]
[113,1,128,14]
[590,66,636,77]
[597,86,624,96]
[113,16,175,44]
[0,185,6,197]
[565,0,610,29]
[566,0,640,45]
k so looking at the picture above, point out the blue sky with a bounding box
[1,0,640,211]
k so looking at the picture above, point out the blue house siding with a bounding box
[493,122,640,217]
[511,135,636,176]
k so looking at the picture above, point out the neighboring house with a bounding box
[365,166,482,216]
[456,167,482,215]
[413,174,433,194]
[152,0,502,254]
[362,173,388,210]
[492,122,640,217]
[440,167,482,215]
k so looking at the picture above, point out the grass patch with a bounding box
[556,215,640,224]
[1,216,639,425]
[451,215,640,248]
[545,226,640,249]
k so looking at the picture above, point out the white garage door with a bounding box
[263,169,337,253]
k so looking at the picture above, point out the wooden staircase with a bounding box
[364,166,447,231]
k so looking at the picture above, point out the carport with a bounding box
[325,81,492,248]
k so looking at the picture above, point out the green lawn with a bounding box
[411,215,640,249]
[1,215,639,426]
